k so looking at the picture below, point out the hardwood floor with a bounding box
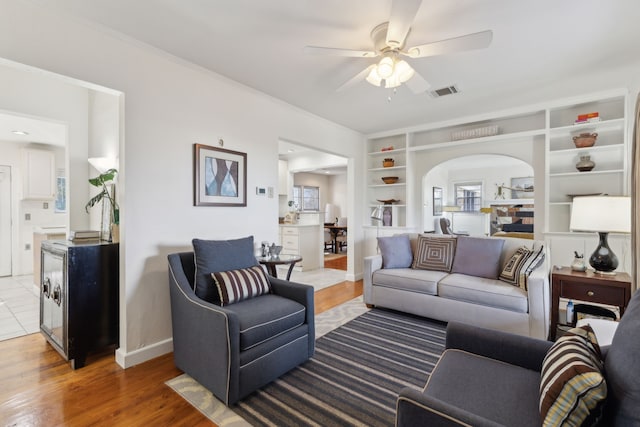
[0,279,363,426]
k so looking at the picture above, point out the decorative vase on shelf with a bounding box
[571,252,586,272]
[382,158,394,168]
[572,132,598,148]
[576,155,595,172]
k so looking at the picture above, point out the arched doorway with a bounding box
[422,154,534,236]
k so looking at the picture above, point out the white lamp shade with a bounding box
[366,67,382,86]
[377,56,395,79]
[324,203,337,223]
[570,196,631,233]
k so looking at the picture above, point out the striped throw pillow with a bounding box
[499,245,545,290]
[212,265,271,306]
[411,235,457,272]
[539,325,607,426]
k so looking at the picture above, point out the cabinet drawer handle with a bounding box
[587,291,594,297]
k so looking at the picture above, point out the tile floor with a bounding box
[0,274,39,342]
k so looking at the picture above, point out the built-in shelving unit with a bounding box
[546,95,628,233]
[364,90,630,243]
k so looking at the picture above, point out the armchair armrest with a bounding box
[363,255,383,304]
[445,322,552,372]
[397,387,504,427]
[525,251,551,339]
[270,277,315,355]
[168,255,240,404]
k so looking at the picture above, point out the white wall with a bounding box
[328,174,348,219]
[0,0,364,367]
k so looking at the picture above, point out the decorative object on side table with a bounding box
[571,251,587,272]
[570,196,631,274]
[382,158,395,167]
[85,168,119,242]
[575,155,595,172]
[572,132,598,148]
[381,176,398,184]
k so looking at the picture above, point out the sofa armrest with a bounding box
[168,257,240,404]
[270,277,315,356]
[445,322,552,372]
[525,250,551,339]
[363,254,383,304]
[397,387,505,427]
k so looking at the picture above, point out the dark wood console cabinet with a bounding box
[40,240,119,369]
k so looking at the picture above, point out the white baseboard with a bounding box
[346,272,362,281]
[115,338,173,369]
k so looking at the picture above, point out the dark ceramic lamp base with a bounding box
[589,232,619,275]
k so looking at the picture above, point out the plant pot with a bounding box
[576,155,595,172]
[572,132,598,148]
[382,159,395,168]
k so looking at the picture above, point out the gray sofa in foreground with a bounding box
[364,235,550,339]
[168,244,314,405]
[396,288,640,426]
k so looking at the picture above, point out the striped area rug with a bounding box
[233,308,446,426]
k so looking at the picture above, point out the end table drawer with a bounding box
[560,281,626,306]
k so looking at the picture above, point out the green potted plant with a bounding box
[85,168,119,242]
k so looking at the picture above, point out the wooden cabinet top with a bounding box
[552,266,631,285]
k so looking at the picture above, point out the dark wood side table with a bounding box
[550,266,632,340]
[257,254,302,280]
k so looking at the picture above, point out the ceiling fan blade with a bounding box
[336,64,376,92]
[404,69,431,94]
[303,46,377,58]
[404,30,493,58]
[386,0,423,48]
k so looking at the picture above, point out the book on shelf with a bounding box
[574,117,601,125]
[68,230,100,240]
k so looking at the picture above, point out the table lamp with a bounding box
[569,196,631,275]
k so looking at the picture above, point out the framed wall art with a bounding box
[510,176,534,199]
[194,143,247,207]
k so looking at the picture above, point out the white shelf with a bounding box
[549,118,625,135]
[368,183,406,188]
[368,166,406,172]
[368,148,406,156]
[408,129,545,152]
[549,169,624,178]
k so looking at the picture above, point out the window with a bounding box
[292,185,320,211]
[455,182,482,212]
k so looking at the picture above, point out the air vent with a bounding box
[429,85,460,98]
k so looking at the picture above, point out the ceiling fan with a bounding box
[304,0,493,94]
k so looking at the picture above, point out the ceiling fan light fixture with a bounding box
[376,56,395,79]
[395,60,415,83]
[366,67,383,86]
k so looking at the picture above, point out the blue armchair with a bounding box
[168,247,314,405]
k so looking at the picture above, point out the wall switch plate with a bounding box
[25,243,31,250]
[256,187,266,196]
[43,202,48,209]
[25,213,31,220]
[268,187,274,198]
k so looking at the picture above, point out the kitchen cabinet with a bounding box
[280,225,320,271]
[22,148,55,200]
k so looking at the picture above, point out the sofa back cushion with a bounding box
[193,236,258,303]
[603,289,640,424]
[378,235,413,268]
[451,236,504,279]
[411,235,457,272]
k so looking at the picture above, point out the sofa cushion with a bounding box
[412,235,457,272]
[193,236,258,303]
[212,265,271,306]
[377,235,413,268]
[224,294,306,351]
[438,273,529,313]
[451,236,504,279]
[424,348,541,426]
[372,268,444,295]
[540,324,606,426]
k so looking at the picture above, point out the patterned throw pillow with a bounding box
[212,265,271,306]
[539,325,607,426]
[499,245,545,290]
[411,235,457,272]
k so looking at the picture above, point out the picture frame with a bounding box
[510,176,534,199]
[432,187,443,216]
[194,143,247,207]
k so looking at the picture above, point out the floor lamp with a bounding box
[570,196,631,275]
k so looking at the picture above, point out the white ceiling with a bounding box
[0,112,66,146]
[29,0,640,135]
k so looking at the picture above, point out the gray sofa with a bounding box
[168,239,314,405]
[396,287,640,426]
[364,235,550,339]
